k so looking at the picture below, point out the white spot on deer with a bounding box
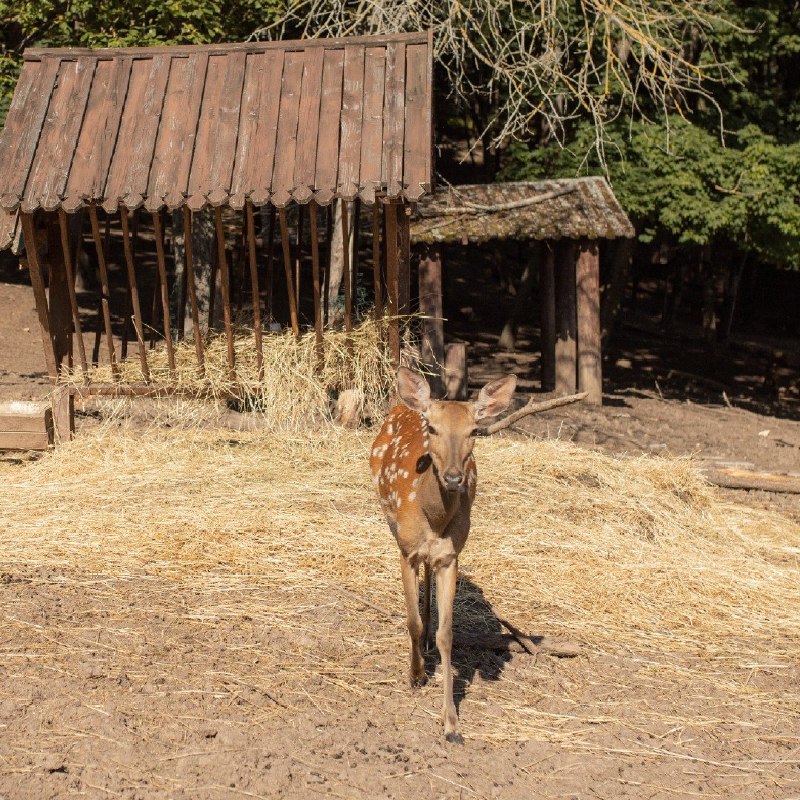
[408,491,416,501]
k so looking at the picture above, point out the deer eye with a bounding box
[470,428,478,438]
[427,425,439,436]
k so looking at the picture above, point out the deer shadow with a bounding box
[420,576,516,712]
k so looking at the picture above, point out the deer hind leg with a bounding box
[422,561,434,652]
[436,558,462,743]
[400,555,426,688]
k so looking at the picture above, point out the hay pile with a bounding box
[0,420,798,745]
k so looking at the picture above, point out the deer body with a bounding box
[371,368,516,743]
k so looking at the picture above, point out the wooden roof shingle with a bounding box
[0,31,433,234]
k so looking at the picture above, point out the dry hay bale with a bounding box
[0,422,798,746]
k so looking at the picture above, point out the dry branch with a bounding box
[441,187,576,215]
[706,468,800,495]
[482,392,588,435]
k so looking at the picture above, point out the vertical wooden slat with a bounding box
[182,206,205,374]
[119,207,150,382]
[539,243,556,392]
[372,203,382,317]
[246,201,264,380]
[213,206,236,380]
[151,210,176,370]
[309,201,323,367]
[358,48,386,204]
[555,239,578,394]
[270,52,305,208]
[384,201,400,365]
[293,47,324,205]
[337,46,366,200]
[576,238,602,405]
[57,209,88,380]
[264,205,276,323]
[323,204,333,325]
[20,213,57,379]
[313,49,345,205]
[381,43,406,199]
[278,208,300,336]
[341,200,352,338]
[294,207,304,313]
[351,198,361,320]
[88,204,118,375]
[403,43,430,201]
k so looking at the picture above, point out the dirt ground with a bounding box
[1,261,799,798]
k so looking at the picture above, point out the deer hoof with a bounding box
[409,671,427,689]
[445,731,464,745]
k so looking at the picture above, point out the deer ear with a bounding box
[473,374,516,420]
[397,367,431,413]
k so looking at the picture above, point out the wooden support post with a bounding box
[397,204,411,316]
[45,216,72,374]
[576,238,602,405]
[88,205,118,375]
[539,243,556,392]
[372,203,382,318]
[324,203,333,326]
[351,198,361,318]
[294,204,304,313]
[445,342,468,400]
[554,240,578,394]
[21,214,56,380]
[246,202,264,381]
[213,206,236,380]
[119,207,150,382]
[151,210,176,372]
[182,206,205,375]
[309,201,323,368]
[341,199,352,337]
[384,201,400,366]
[57,209,88,380]
[278,207,300,336]
[51,384,74,444]
[418,246,445,396]
[264,205,275,323]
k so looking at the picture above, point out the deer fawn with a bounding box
[370,367,516,743]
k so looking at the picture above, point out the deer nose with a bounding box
[443,469,463,492]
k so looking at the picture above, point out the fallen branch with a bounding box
[441,186,576,215]
[706,467,800,495]
[481,392,588,435]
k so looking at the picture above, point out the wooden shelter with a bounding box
[412,179,635,405]
[0,32,434,440]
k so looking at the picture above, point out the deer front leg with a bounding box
[400,555,426,688]
[436,558,462,743]
[422,561,433,652]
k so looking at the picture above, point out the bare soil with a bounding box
[1,258,799,798]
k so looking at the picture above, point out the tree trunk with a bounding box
[326,199,356,327]
[171,208,215,336]
[600,238,632,344]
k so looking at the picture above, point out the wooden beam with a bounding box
[88,205,118,376]
[51,384,73,444]
[213,206,236,380]
[44,213,73,381]
[264,205,276,324]
[576,238,602,405]
[554,239,577,394]
[246,201,264,381]
[384,201,400,366]
[119,207,150,382]
[152,210,176,373]
[309,202,324,368]
[278,207,300,336]
[57,209,88,381]
[539,243,556,392]
[418,247,444,396]
[294,203,304,313]
[372,203,382,317]
[182,206,205,375]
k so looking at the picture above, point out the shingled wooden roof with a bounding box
[412,178,635,244]
[0,31,433,227]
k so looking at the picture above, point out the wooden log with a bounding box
[384,201,400,365]
[444,342,467,400]
[57,209,88,381]
[151,210,176,372]
[539,243,556,392]
[246,203,264,380]
[0,401,54,451]
[88,205,118,376]
[483,392,587,435]
[576,238,602,405]
[309,201,323,368]
[278,207,300,336]
[20,213,57,379]
[372,203,382,317]
[213,206,236,380]
[182,206,205,375]
[418,247,444,396]
[119,207,150,382]
[45,213,74,379]
[51,384,73,444]
[554,239,577,394]
[705,467,800,495]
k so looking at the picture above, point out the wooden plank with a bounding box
[576,238,602,405]
[419,248,444,396]
[372,203,382,316]
[246,201,264,380]
[313,49,344,206]
[554,239,577,394]
[539,244,556,392]
[0,57,59,210]
[119,207,150,381]
[0,412,49,434]
[0,60,40,206]
[214,206,236,379]
[205,51,247,207]
[182,206,205,374]
[403,43,429,201]
[278,208,300,335]
[23,57,96,212]
[51,384,73,445]
[236,51,285,208]
[58,209,88,380]
[357,47,385,204]
[0,431,51,451]
[381,43,406,199]
[309,201,323,367]
[336,46,365,201]
[270,51,305,207]
[147,52,209,211]
[20,213,57,379]
[384,201,400,365]
[63,58,132,212]
[293,47,324,205]
[88,205,118,374]
[151,211,176,371]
